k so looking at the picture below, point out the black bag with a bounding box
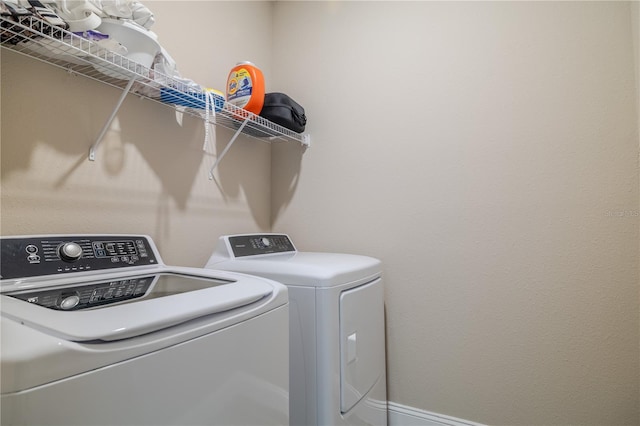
[259,92,307,133]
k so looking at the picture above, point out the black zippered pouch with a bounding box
[259,92,307,133]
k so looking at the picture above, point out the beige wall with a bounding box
[635,2,640,132]
[633,1,640,415]
[271,2,640,425]
[1,1,274,266]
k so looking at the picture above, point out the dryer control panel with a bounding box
[0,235,159,280]
[228,234,296,257]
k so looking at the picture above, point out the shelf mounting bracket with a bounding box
[89,76,137,161]
[208,117,250,179]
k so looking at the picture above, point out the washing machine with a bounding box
[0,234,289,426]
[206,234,387,426]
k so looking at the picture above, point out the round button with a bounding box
[59,295,80,310]
[25,244,38,254]
[59,242,83,262]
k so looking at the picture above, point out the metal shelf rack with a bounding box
[0,15,310,177]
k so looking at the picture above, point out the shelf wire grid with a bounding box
[1,15,307,145]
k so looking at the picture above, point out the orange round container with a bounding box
[226,61,265,115]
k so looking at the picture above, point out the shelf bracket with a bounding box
[302,133,311,148]
[208,117,250,179]
[89,76,137,161]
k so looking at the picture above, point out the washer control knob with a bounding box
[261,237,271,247]
[59,294,80,310]
[59,242,83,262]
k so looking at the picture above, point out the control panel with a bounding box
[7,276,155,310]
[228,234,296,257]
[0,235,158,280]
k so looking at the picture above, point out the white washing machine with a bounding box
[206,234,387,426]
[1,234,289,426]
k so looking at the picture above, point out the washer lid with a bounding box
[1,270,275,342]
[211,252,381,288]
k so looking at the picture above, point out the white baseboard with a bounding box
[388,402,486,426]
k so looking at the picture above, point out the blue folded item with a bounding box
[160,88,224,112]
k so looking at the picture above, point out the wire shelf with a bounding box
[0,15,310,146]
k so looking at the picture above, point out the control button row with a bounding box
[89,280,141,303]
[110,255,139,264]
[56,265,91,273]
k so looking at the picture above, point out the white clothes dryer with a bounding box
[206,234,387,426]
[1,234,289,426]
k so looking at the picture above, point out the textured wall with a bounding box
[633,2,640,416]
[271,2,640,424]
[1,1,274,267]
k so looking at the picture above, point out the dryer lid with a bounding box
[211,252,381,288]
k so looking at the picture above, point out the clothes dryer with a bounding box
[1,234,289,426]
[206,234,387,426]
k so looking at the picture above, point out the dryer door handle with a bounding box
[347,332,357,364]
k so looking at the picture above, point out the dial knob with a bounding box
[261,237,271,247]
[59,242,83,262]
[59,294,80,310]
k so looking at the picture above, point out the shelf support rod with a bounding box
[208,117,250,179]
[89,77,137,161]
